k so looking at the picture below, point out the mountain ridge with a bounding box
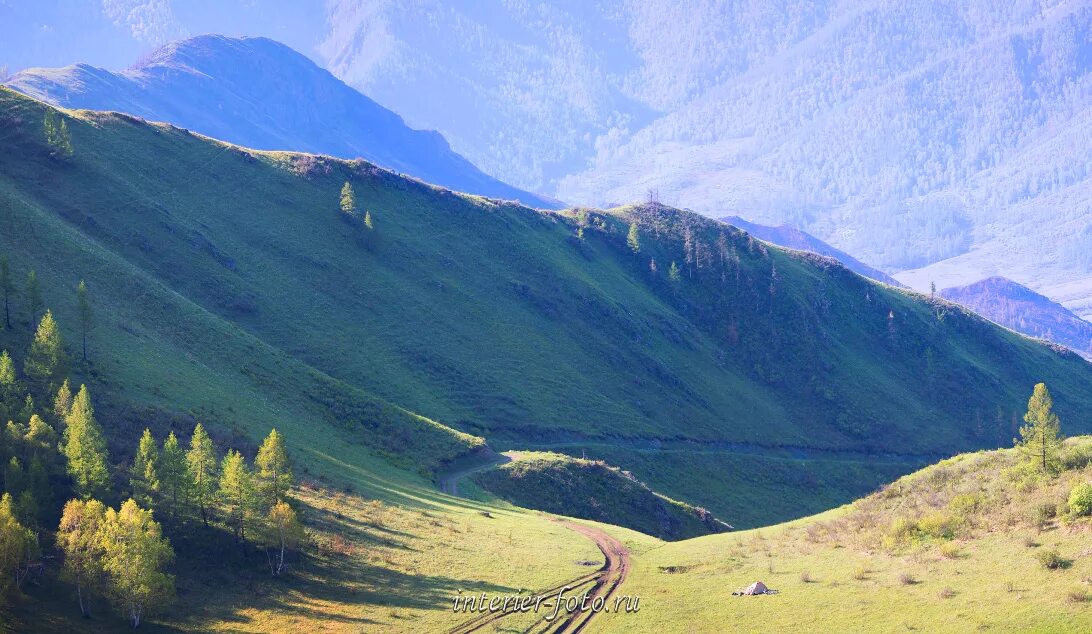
[719,215,900,286]
[5,34,561,209]
[940,276,1092,358]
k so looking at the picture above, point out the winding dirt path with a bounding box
[441,455,632,634]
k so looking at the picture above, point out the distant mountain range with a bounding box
[720,215,900,287]
[5,35,559,209]
[940,277,1092,359]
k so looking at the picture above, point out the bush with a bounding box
[1067,482,1092,517]
[947,492,983,519]
[918,512,959,540]
[1031,501,1056,527]
[939,542,962,559]
[898,572,916,585]
[1036,548,1070,570]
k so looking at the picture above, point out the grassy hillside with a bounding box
[471,451,731,540]
[4,86,1092,532]
[592,438,1092,633]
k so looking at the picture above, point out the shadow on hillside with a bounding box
[162,494,514,629]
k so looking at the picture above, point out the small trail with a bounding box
[442,453,632,634]
[438,452,511,496]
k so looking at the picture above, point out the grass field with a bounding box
[592,440,1092,633]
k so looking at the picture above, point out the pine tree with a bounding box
[339,182,356,216]
[130,429,159,508]
[1016,382,1064,473]
[24,271,41,325]
[100,499,175,628]
[158,432,189,522]
[0,350,16,408]
[260,501,303,576]
[25,310,66,389]
[43,109,73,159]
[76,280,92,363]
[186,424,217,527]
[63,385,110,499]
[627,222,641,255]
[0,256,13,329]
[56,498,108,617]
[219,450,254,550]
[364,209,374,230]
[53,379,73,425]
[255,429,292,511]
[668,261,682,282]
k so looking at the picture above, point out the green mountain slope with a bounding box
[3,86,1092,528]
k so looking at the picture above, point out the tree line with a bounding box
[0,261,305,627]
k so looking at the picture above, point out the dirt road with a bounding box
[442,454,632,634]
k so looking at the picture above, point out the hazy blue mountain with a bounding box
[6,34,559,209]
[720,215,900,286]
[314,1,1092,318]
[940,277,1092,358]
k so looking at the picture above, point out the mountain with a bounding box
[720,215,900,286]
[4,34,559,209]
[5,88,1092,531]
[314,2,1092,319]
[940,277,1092,358]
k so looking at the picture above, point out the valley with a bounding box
[1,84,1091,632]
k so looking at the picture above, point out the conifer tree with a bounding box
[255,429,292,511]
[1016,382,1064,473]
[56,498,107,617]
[4,457,23,496]
[53,379,73,425]
[339,182,356,216]
[24,271,41,325]
[627,221,641,254]
[24,414,57,464]
[130,429,159,508]
[364,208,374,230]
[77,280,92,362]
[186,424,217,527]
[100,499,174,628]
[44,109,73,159]
[158,433,189,522]
[0,350,16,408]
[17,395,35,425]
[63,385,109,499]
[668,261,682,282]
[0,256,13,329]
[219,450,254,550]
[25,310,66,389]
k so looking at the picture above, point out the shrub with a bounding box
[939,542,961,559]
[799,570,813,583]
[1036,548,1069,570]
[918,512,959,540]
[938,587,955,599]
[1067,482,1092,517]
[852,566,868,581]
[1066,587,1089,604]
[898,572,916,585]
[1031,501,1056,527]
[947,492,982,519]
